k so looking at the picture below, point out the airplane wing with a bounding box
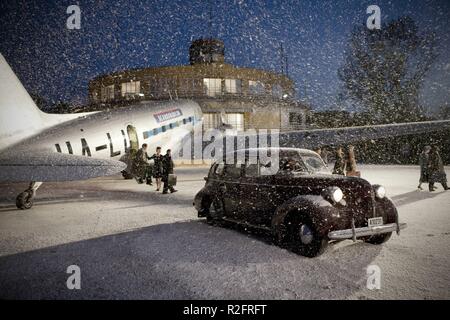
[0,150,126,182]
[276,119,450,149]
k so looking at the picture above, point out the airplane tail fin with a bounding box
[0,53,47,149]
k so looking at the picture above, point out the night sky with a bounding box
[0,0,449,112]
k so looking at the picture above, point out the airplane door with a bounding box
[127,125,139,160]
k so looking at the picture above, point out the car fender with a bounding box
[271,195,340,239]
[193,187,212,215]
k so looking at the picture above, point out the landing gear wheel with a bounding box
[286,218,328,257]
[363,232,392,245]
[206,200,224,225]
[16,191,34,210]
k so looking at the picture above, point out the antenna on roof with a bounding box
[285,50,289,77]
[280,43,285,75]
[279,43,290,77]
[208,0,213,39]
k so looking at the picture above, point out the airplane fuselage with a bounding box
[6,100,203,161]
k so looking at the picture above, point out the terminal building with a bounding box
[88,39,308,131]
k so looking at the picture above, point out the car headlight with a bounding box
[373,185,386,199]
[322,186,343,204]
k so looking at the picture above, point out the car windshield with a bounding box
[277,150,308,175]
[300,154,330,174]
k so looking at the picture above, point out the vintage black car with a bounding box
[194,147,407,257]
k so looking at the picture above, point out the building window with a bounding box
[225,113,244,131]
[224,79,242,94]
[202,113,221,130]
[101,85,115,101]
[178,78,194,97]
[289,112,304,126]
[92,91,99,102]
[121,81,141,98]
[249,80,265,95]
[272,84,283,99]
[203,78,222,97]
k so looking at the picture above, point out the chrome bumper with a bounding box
[328,222,407,240]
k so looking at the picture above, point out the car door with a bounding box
[221,162,244,221]
[241,159,277,227]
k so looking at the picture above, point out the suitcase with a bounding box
[168,174,177,186]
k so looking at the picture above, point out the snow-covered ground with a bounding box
[0,165,449,299]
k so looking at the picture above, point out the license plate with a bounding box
[368,217,383,228]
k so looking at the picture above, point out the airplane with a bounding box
[1,53,449,210]
[0,54,203,209]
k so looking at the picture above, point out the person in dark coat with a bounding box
[149,146,164,191]
[418,145,431,190]
[428,145,448,192]
[162,149,177,194]
[345,145,357,175]
[132,143,152,185]
[332,146,346,175]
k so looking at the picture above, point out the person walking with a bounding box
[132,143,152,185]
[149,146,164,191]
[428,145,448,192]
[332,146,346,175]
[345,145,359,177]
[162,149,177,194]
[418,146,431,190]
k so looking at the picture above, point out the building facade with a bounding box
[88,39,308,131]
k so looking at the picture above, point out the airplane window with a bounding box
[55,144,62,153]
[162,126,166,132]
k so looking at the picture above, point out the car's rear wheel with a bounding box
[286,217,328,257]
[363,232,392,245]
[206,199,224,225]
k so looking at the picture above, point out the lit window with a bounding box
[92,91,99,102]
[224,79,242,94]
[121,81,141,98]
[225,113,244,131]
[203,113,221,130]
[101,85,115,101]
[249,80,265,95]
[203,78,222,97]
[289,112,304,126]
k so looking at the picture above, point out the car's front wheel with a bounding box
[286,217,328,257]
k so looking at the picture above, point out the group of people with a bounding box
[418,145,448,192]
[321,145,358,177]
[132,144,177,194]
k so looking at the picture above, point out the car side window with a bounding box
[214,163,225,176]
[223,163,243,179]
[277,157,308,175]
[244,159,261,177]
